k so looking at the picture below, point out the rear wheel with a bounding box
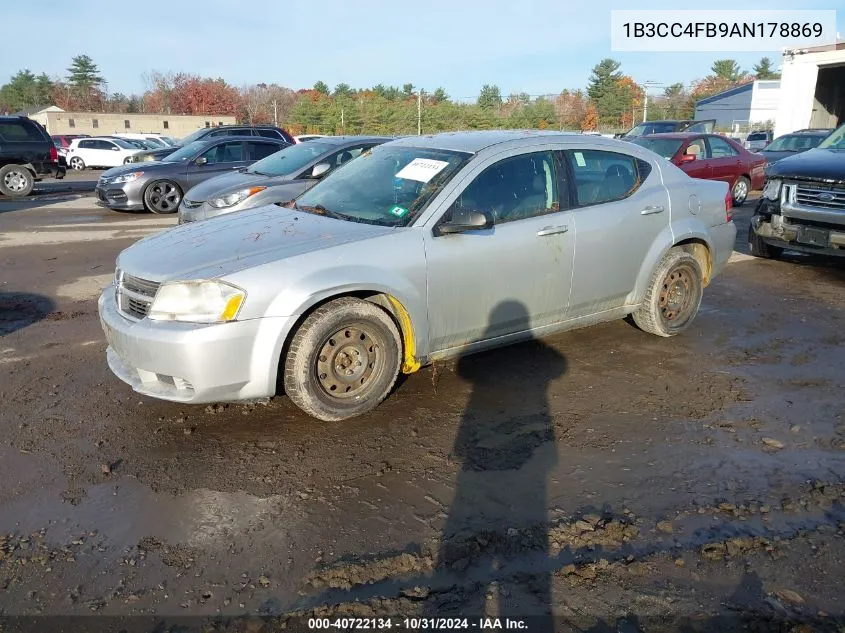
[283,297,402,421]
[69,156,85,170]
[143,180,182,214]
[632,248,704,337]
[748,221,783,259]
[0,164,34,197]
[732,176,750,206]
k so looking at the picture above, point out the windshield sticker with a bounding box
[574,152,587,167]
[389,205,409,218]
[395,158,449,183]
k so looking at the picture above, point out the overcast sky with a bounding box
[2,0,841,99]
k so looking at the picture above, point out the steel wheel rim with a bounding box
[147,182,181,212]
[658,264,696,327]
[3,169,29,192]
[733,180,748,203]
[316,325,381,399]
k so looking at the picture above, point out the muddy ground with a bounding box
[0,188,844,632]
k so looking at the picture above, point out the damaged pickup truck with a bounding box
[750,123,845,259]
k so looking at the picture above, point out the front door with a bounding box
[424,150,575,353]
[186,140,249,187]
[678,137,713,180]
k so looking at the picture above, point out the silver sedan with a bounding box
[99,130,736,421]
[178,136,390,223]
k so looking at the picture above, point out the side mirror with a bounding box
[112,146,120,151]
[195,156,208,166]
[679,153,697,163]
[435,208,493,236]
[311,163,331,178]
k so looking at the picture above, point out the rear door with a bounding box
[564,148,669,317]
[186,140,248,187]
[705,136,741,186]
[245,140,283,162]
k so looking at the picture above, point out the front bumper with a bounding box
[751,213,845,257]
[98,288,296,403]
[95,180,146,211]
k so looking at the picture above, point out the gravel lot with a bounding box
[1,186,844,631]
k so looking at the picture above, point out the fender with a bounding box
[626,219,713,307]
[265,264,429,372]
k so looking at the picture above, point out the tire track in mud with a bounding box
[287,481,845,616]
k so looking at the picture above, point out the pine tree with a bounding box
[753,57,780,80]
[66,55,104,90]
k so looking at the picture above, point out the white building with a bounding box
[774,42,845,137]
[694,80,781,133]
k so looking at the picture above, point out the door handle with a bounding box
[641,205,665,215]
[536,225,568,236]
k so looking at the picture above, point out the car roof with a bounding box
[307,135,393,146]
[630,132,709,140]
[385,130,579,153]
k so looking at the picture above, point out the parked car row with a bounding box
[128,125,295,163]
[99,130,736,421]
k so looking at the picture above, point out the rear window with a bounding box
[0,121,47,143]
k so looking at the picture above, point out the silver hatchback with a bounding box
[99,131,736,421]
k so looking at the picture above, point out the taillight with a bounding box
[724,190,733,222]
[49,145,58,162]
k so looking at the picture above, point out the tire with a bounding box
[143,180,182,214]
[748,221,783,259]
[0,164,35,197]
[284,297,402,421]
[632,247,704,338]
[69,156,85,170]
[732,176,750,206]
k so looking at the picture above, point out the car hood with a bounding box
[185,170,289,202]
[102,161,182,178]
[765,148,845,183]
[760,150,798,164]
[117,205,398,282]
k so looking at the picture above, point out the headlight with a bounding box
[762,179,782,201]
[208,186,267,209]
[111,171,143,184]
[113,267,122,286]
[147,280,245,323]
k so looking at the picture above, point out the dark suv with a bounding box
[0,116,65,196]
[130,125,295,163]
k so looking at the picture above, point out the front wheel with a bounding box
[632,248,704,337]
[283,297,402,421]
[143,180,182,214]
[732,176,750,206]
[748,221,783,259]
[0,164,35,197]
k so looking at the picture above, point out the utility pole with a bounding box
[417,92,421,135]
[640,80,661,124]
[272,100,278,127]
[341,108,345,132]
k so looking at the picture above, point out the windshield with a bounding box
[247,141,333,176]
[624,122,678,137]
[142,137,165,147]
[292,145,472,226]
[629,137,683,160]
[818,124,845,150]
[764,134,825,152]
[177,129,209,146]
[162,140,207,162]
[747,132,768,141]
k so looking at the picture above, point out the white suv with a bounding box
[66,137,143,170]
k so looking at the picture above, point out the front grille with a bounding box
[117,273,160,319]
[182,199,203,209]
[794,183,845,210]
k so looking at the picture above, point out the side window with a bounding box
[0,122,44,142]
[684,138,710,159]
[79,140,94,149]
[200,141,244,164]
[448,151,560,224]
[708,137,738,158]
[247,141,280,160]
[567,149,643,206]
[102,141,118,150]
[257,129,282,139]
[328,144,371,168]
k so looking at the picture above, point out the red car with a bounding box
[630,133,766,206]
